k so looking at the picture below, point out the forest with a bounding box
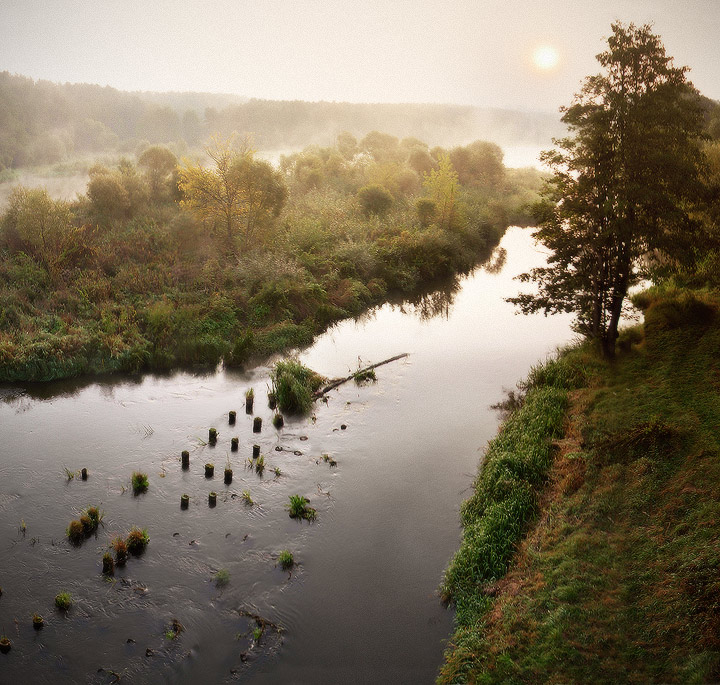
[0,70,567,170]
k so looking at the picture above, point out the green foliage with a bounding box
[270,359,324,414]
[441,380,569,612]
[286,494,317,521]
[54,592,72,611]
[214,568,230,586]
[131,471,149,494]
[278,550,294,569]
[440,294,720,683]
[511,23,707,358]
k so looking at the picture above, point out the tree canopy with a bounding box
[510,22,708,357]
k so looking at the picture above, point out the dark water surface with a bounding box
[0,227,573,684]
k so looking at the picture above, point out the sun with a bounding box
[533,45,560,71]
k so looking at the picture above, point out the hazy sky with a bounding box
[1,0,718,112]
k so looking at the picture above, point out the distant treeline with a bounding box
[0,70,567,170]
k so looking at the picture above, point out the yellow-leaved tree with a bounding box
[177,135,286,244]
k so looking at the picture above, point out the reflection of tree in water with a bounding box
[391,278,461,321]
[483,246,507,274]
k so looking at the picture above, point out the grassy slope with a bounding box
[440,291,720,683]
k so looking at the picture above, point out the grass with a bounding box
[241,489,253,505]
[126,527,149,554]
[54,592,72,611]
[214,568,230,586]
[270,359,325,414]
[353,368,377,384]
[255,455,265,474]
[287,494,317,521]
[131,471,148,494]
[111,536,128,564]
[66,519,84,544]
[439,293,720,683]
[278,550,294,570]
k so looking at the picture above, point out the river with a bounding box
[0,226,574,683]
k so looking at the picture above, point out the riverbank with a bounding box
[440,287,720,682]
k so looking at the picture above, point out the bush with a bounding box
[357,184,393,216]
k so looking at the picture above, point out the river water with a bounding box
[0,226,574,683]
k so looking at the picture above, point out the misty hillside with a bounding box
[0,71,564,170]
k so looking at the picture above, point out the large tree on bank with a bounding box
[510,22,706,357]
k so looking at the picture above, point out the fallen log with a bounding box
[313,353,409,398]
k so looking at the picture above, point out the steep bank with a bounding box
[440,289,720,683]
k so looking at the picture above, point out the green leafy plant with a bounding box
[277,550,294,569]
[270,359,324,414]
[287,494,317,521]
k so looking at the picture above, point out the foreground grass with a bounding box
[440,291,720,683]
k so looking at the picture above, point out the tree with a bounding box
[357,184,393,217]
[2,187,74,266]
[510,22,706,357]
[138,145,178,201]
[422,154,459,229]
[178,135,286,242]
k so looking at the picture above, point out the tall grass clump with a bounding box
[270,359,324,414]
[441,357,570,625]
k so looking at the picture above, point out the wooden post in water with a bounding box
[253,417,262,433]
[181,450,190,469]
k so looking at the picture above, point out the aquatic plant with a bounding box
[67,519,84,543]
[102,552,115,575]
[165,618,183,640]
[241,489,253,505]
[112,537,128,564]
[270,359,324,414]
[287,494,317,521]
[214,568,230,586]
[277,550,294,570]
[273,466,282,477]
[126,527,149,554]
[353,368,377,385]
[85,506,103,527]
[255,455,265,475]
[63,466,76,481]
[131,471,149,494]
[54,592,72,611]
[245,388,254,399]
[253,626,263,642]
[80,513,93,533]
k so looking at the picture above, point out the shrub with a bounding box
[357,184,393,216]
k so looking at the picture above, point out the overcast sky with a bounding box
[1,0,718,112]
